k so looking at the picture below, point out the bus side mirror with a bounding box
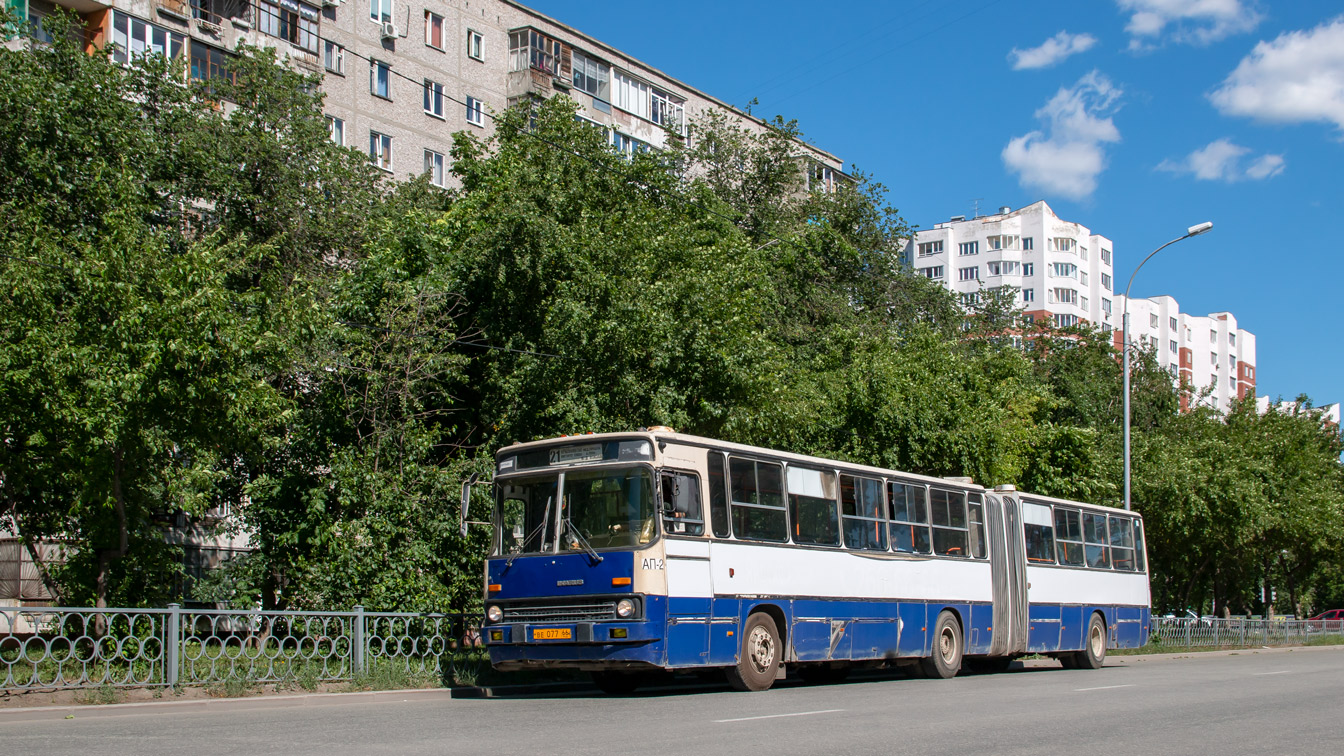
[460,472,480,537]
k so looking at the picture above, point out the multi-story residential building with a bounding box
[5,0,846,603]
[9,0,845,187]
[1114,295,1257,415]
[1255,397,1341,429]
[907,201,1117,331]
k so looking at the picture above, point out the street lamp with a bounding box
[1122,221,1213,510]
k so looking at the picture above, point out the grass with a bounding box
[1110,633,1344,656]
[72,684,123,705]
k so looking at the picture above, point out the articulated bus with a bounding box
[476,430,1150,692]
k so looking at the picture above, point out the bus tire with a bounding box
[1076,613,1107,670]
[591,671,640,695]
[920,610,963,679]
[727,612,781,692]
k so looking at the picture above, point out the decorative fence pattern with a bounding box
[1150,616,1344,648]
[0,605,485,691]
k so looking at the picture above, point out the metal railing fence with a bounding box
[1,605,485,691]
[1150,616,1344,648]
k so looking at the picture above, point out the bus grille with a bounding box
[502,600,617,623]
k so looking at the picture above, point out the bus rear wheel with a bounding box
[1073,614,1107,670]
[727,612,781,692]
[919,610,963,679]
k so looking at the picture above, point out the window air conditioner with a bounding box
[381,22,398,39]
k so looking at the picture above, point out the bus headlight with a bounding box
[486,605,503,623]
[616,599,635,619]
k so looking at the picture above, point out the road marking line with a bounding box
[715,709,844,723]
[1074,684,1135,692]
[1253,671,1290,676]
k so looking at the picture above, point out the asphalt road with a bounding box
[6,648,1344,755]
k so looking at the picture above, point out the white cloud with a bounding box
[1209,16,1344,134]
[1009,31,1098,70]
[1002,72,1122,200]
[1157,138,1284,181]
[1117,0,1262,48]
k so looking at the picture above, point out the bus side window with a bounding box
[968,496,987,559]
[1108,515,1136,571]
[1054,507,1085,566]
[729,457,787,542]
[930,488,969,557]
[788,467,839,546]
[708,453,731,538]
[1022,501,1056,563]
[888,481,930,554]
[1133,520,1146,572]
[1082,512,1110,568]
[661,471,705,536]
[842,476,887,551]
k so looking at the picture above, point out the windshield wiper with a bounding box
[564,518,603,565]
[507,494,553,569]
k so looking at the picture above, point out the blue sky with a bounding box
[523,0,1342,407]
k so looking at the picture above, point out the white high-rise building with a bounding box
[1114,295,1257,414]
[907,200,1118,331]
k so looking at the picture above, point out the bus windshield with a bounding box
[497,467,655,555]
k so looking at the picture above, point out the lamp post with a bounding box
[1122,221,1213,510]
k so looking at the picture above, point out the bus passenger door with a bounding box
[661,471,712,667]
[987,494,1028,656]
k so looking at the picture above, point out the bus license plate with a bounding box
[533,628,572,640]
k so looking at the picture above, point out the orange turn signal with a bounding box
[612,577,632,587]
[488,583,502,592]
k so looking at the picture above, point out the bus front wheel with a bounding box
[727,612,781,692]
[920,610,963,679]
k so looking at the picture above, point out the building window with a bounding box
[958,266,979,282]
[1022,236,1033,251]
[467,29,484,61]
[612,131,652,157]
[1210,352,1218,365]
[326,115,344,146]
[258,0,319,55]
[1102,298,1112,315]
[1022,262,1034,276]
[650,88,685,134]
[369,0,391,24]
[1101,247,1112,265]
[323,40,344,74]
[370,60,391,99]
[424,149,445,187]
[509,28,561,75]
[1150,313,1159,328]
[1053,313,1079,328]
[1170,317,1178,330]
[1051,262,1077,279]
[572,49,610,101]
[110,11,186,64]
[1169,339,1177,353]
[1229,333,1236,347]
[613,70,651,119]
[1051,237,1077,253]
[1049,288,1078,305]
[958,241,978,256]
[423,79,444,118]
[1210,329,1218,341]
[465,96,485,126]
[917,240,943,257]
[1080,271,1088,285]
[369,130,392,172]
[1101,272,1112,290]
[959,291,980,307]
[189,42,235,95]
[425,11,444,50]
[1081,296,1089,310]
[986,235,1019,251]
[1022,288,1034,303]
[920,266,944,280]
[808,163,835,193]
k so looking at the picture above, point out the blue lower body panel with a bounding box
[484,595,1150,670]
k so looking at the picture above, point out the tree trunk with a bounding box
[94,448,131,638]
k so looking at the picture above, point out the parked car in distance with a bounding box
[1308,609,1344,621]
[1307,609,1344,632]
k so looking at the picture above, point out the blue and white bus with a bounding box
[476,430,1150,692]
